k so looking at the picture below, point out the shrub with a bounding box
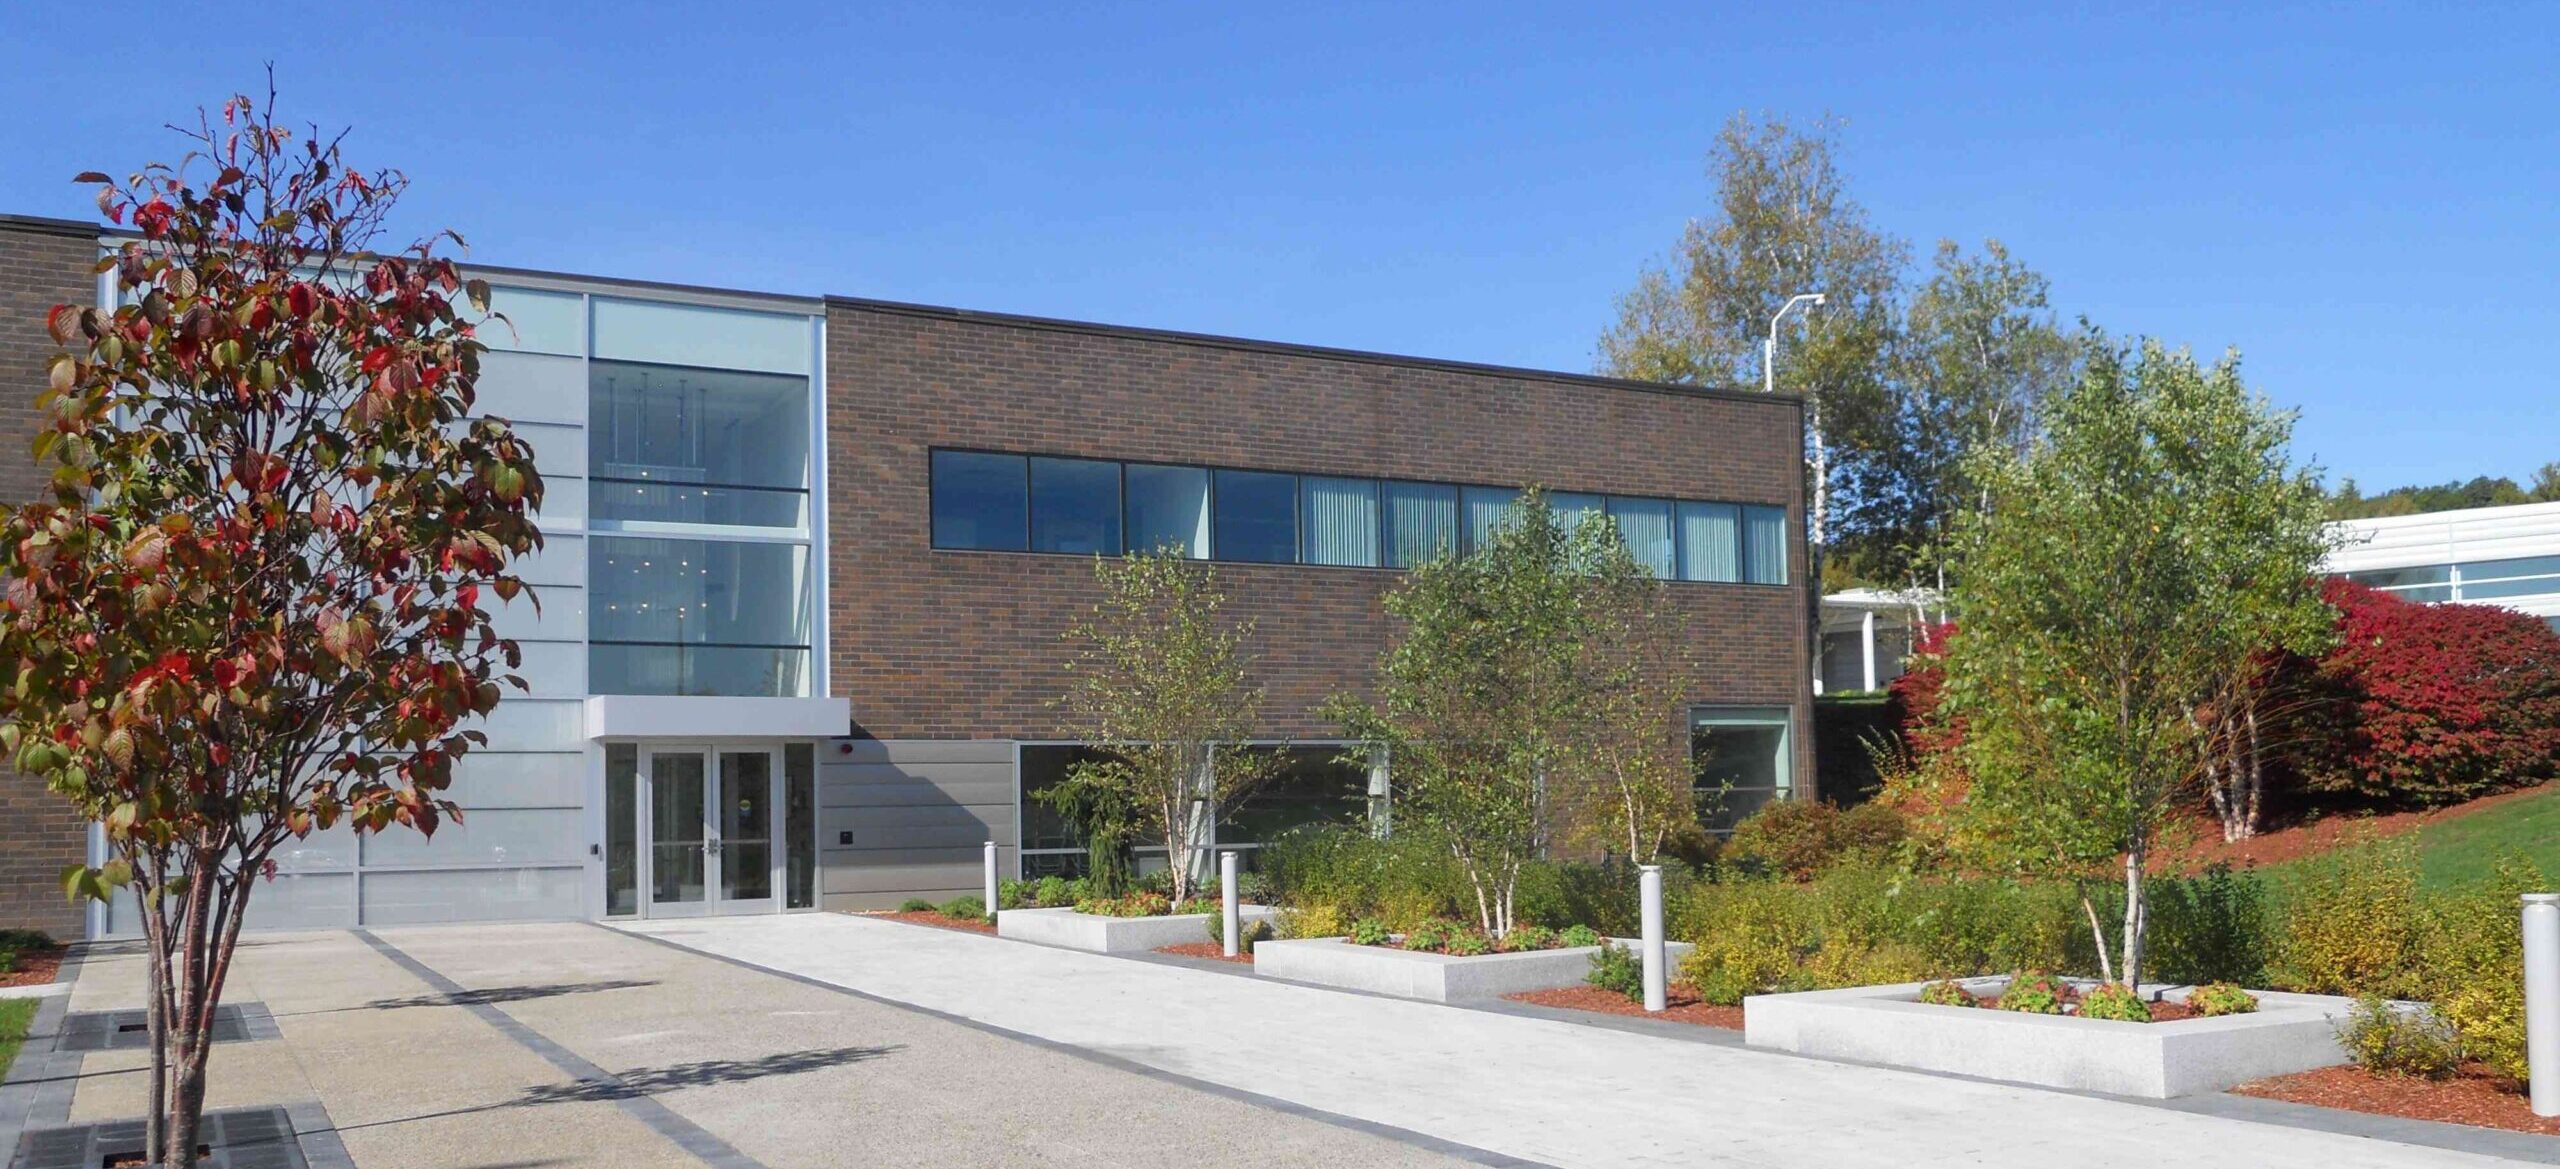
[2079,982,2150,1024]
[1722,800,1907,880]
[1347,917,1394,947]
[997,878,1031,910]
[1278,904,1348,941]
[1204,908,1279,951]
[896,898,934,913]
[1674,878,1813,1005]
[1586,941,1643,1001]
[2188,983,2259,1017]
[1259,826,1471,926]
[1498,925,1560,953]
[2336,995,2460,1079]
[1558,924,1604,949]
[1034,875,1078,907]
[1443,929,1492,957]
[2269,839,2426,998]
[2143,864,2272,986]
[1075,891,1173,918]
[1400,918,1459,953]
[1997,971,2073,1015]
[1916,979,1978,1008]
[2416,856,2543,1080]
[938,894,987,921]
[2286,580,2560,807]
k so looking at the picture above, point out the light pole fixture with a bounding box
[1763,292,1827,394]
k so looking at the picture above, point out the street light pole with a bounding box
[1763,292,1827,395]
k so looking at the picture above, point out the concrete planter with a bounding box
[1744,976,2364,1098]
[1254,936,1692,1004]
[996,905,1278,953]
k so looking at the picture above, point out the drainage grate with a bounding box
[12,1107,303,1169]
[53,1004,275,1054]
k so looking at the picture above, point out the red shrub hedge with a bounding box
[2288,580,2560,806]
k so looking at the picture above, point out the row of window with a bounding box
[2340,553,2560,604]
[930,450,1791,585]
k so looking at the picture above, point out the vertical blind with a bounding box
[1301,477,1382,567]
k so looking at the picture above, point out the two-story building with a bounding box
[0,211,1813,937]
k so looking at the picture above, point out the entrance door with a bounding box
[642,746,780,917]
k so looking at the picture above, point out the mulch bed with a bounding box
[1156,942,1254,965]
[0,947,66,989]
[1505,983,1744,1031]
[2235,1063,2560,1136]
[867,910,996,936]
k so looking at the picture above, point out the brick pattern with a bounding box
[0,217,99,939]
[824,302,1815,785]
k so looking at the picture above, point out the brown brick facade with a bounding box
[823,299,1815,785]
[0,215,101,939]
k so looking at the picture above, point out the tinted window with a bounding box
[1214,470,1298,563]
[1742,505,1789,585]
[1031,457,1122,554]
[1125,464,1210,558]
[931,451,1027,551]
[1608,496,1675,577]
[1383,482,1460,568]
[1300,477,1380,567]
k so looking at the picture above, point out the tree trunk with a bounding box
[2118,848,2149,991]
[2239,699,2265,839]
[2079,892,2115,984]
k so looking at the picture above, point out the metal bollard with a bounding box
[1640,864,1666,1013]
[982,841,998,921]
[2527,894,2560,1115]
[1221,851,1242,958]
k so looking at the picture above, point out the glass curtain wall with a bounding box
[587,298,816,698]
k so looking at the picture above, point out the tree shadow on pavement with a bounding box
[364,980,659,1010]
[520,1045,902,1104]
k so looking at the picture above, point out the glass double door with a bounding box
[644,746,778,916]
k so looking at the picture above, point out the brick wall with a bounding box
[0,216,100,939]
[824,299,1815,786]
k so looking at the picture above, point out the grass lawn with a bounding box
[2405,784,2560,888]
[0,997,34,1081]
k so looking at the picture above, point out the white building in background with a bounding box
[2325,499,2560,633]
[1815,587,1942,696]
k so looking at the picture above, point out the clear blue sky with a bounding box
[2,3,2550,490]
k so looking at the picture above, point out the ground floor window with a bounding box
[1692,707,1793,835]
[1018,742,1372,878]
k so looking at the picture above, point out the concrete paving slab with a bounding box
[628,912,2549,1169]
[372,921,1478,1169]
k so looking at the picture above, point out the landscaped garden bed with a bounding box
[869,896,996,935]
[1155,941,1255,965]
[998,900,1279,953]
[0,930,66,990]
[1504,984,1743,1030]
[1255,921,1692,1003]
[2236,1063,2560,1136]
[1744,975,2359,1098]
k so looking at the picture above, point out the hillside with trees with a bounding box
[2326,464,2560,519]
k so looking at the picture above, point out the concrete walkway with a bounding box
[32,926,1472,1169]
[627,913,2544,1169]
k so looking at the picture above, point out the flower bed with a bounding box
[996,904,1280,953]
[1256,933,1693,1003]
[1745,975,2365,1098]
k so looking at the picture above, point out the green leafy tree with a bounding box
[1598,112,1905,585]
[2,92,543,1166]
[1330,493,1692,931]
[1937,334,2334,989]
[1841,240,2072,589]
[1054,552,1275,909]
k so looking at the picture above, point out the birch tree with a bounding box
[1055,552,1274,909]
[1936,335,2334,988]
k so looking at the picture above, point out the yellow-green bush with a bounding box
[2416,856,2544,1080]
[2268,840,2427,998]
[1278,903,1350,941]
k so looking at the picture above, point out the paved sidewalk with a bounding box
[31,926,1473,1169]
[627,913,2541,1169]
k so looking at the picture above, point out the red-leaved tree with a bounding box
[2285,579,2560,806]
[0,90,541,1166]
